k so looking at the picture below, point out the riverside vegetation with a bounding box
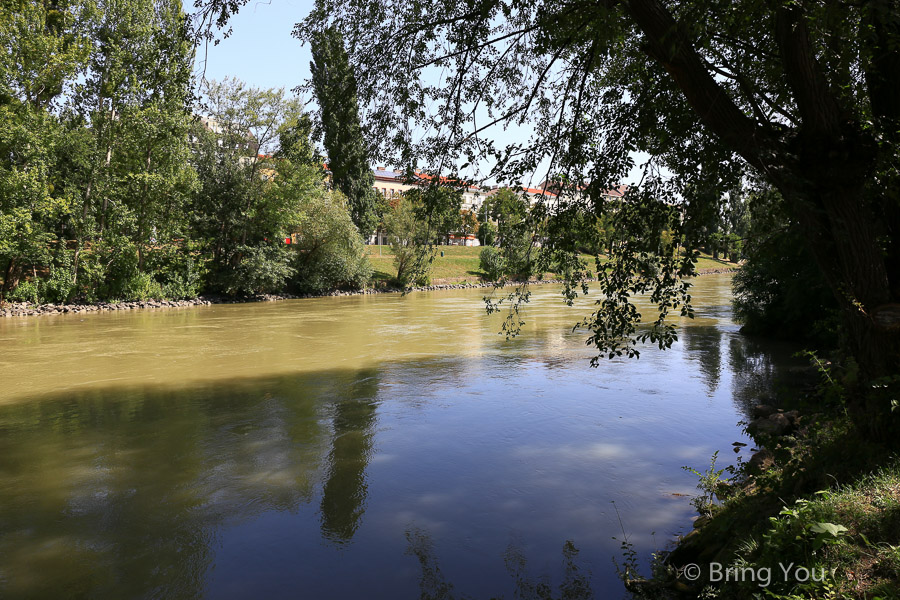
[1,3,740,311]
[622,369,900,599]
[5,1,900,598]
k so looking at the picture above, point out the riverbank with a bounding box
[0,268,736,319]
[626,386,900,599]
[365,244,739,282]
[0,278,551,318]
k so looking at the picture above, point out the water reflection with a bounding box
[727,334,808,417]
[321,374,380,543]
[681,325,724,397]
[0,374,336,598]
[0,276,805,598]
[405,528,595,600]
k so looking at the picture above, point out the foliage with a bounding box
[289,189,372,293]
[477,220,497,247]
[406,185,463,243]
[682,451,727,517]
[219,244,295,296]
[0,0,372,304]
[190,79,303,295]
[384,194,433,287]
[458,209,478,240]
[479,246,505,281]
[733,188,839,348]
[480,188,528,246]
[0,104,67,301]
[308,27,377,234]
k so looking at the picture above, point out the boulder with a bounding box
[751,404,777,419]
[747,448,775,474]
[748,412,793,436]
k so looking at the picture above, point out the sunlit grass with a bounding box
[364,245,738,283]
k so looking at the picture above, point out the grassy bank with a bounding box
[364,245,738,283]
[629,387,900,599]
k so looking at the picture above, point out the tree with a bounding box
[289,189,372,293]
[405,185,463,244]
[270,141,371,294]
[480,188,536,278]
[308,27,378,235]
[288,0,900,436]
[0,0,91,301]
[55,0,199,300]
[384,193,433,287]
[190,79,302,294]
[481,188,528,246]
[459,209,479,243]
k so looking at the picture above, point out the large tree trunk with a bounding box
[774,150,900,439]
[0,258,16,304]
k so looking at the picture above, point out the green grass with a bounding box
[695,255,739,270]
[365,245,484,282]
[656,413,900,600]
[364,245,738,283]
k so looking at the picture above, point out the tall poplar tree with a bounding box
[308,27,376,236]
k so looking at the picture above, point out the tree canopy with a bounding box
[309,27,378,234]
[295,0,899,433]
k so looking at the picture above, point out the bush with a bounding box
[7,279,39,304]
[291,190,373,293]
[219,244,295,296]
[117,271,166,301]
[733,225,838,347]
[479,246,506,280]
[144,244,205,300]
[292,242,371,293]
[6,247,76,304]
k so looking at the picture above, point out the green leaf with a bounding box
[809,522,847,537]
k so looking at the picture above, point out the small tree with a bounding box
[384,194,432,287]
[459,209,479,244]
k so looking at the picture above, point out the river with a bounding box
[0,275,797,598]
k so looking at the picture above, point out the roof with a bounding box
[373,168,404,181]
[522,186,557,197]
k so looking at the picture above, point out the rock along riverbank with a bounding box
[0,280,543,318]
[0,268,736,319]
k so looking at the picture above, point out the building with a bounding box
[367,167,487,246]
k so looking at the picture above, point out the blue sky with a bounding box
[195,0,645,186]
[197,0,316,93]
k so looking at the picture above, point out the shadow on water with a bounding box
[0,369,380,598]
[0,278,810,598]
[405,528,596,600]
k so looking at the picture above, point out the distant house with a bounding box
[366,167,487,246]
[371,167,486,211]
[191,115,260,156]
[536,178,629,204]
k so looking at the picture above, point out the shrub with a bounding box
[479,246,506,280]
[291,190,373,293]
[7,279,39,304]
[220,244,295,296]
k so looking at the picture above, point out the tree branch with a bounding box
[621,0,771,168]
[775,5,843,136]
